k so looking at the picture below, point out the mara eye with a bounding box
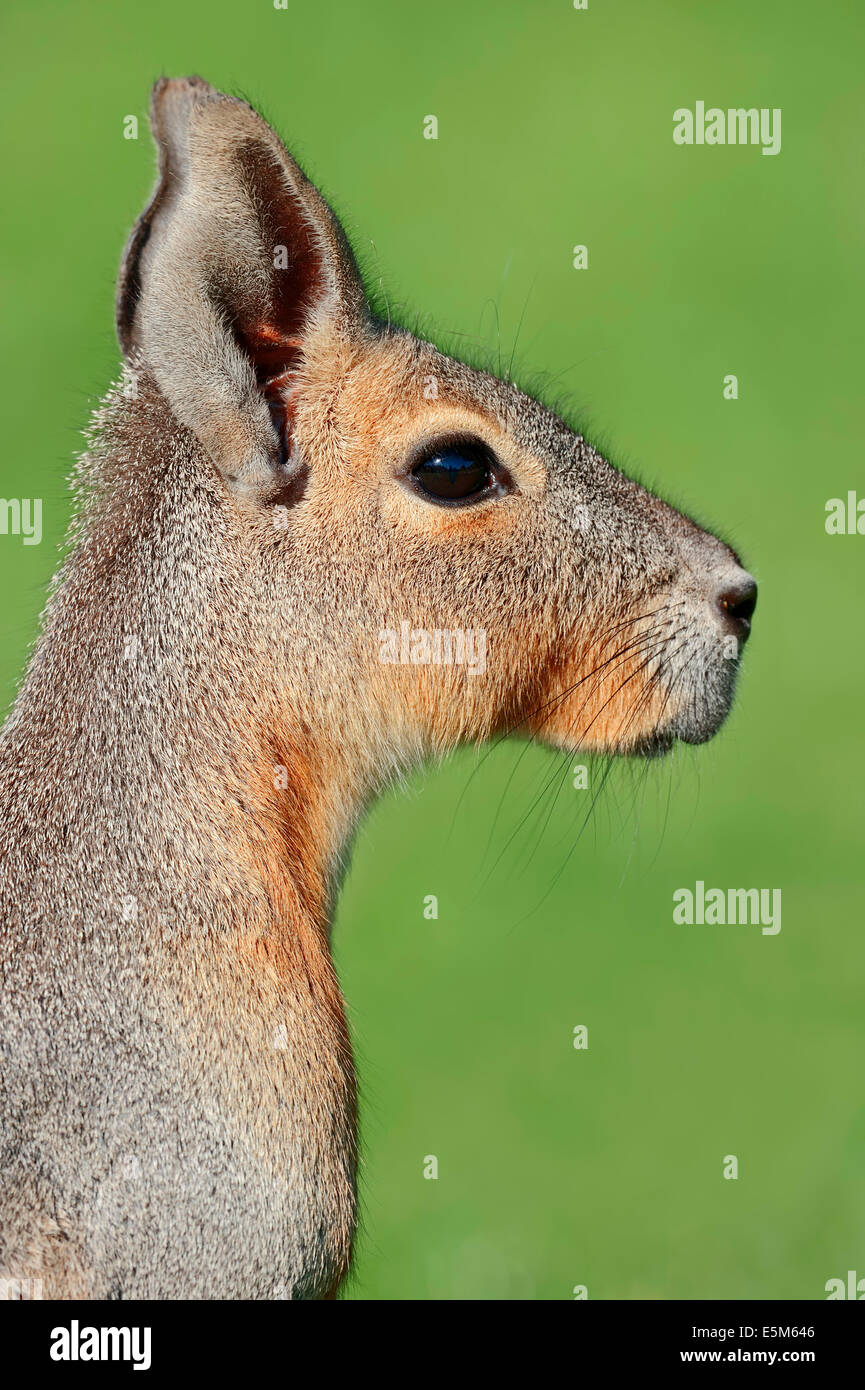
[410,440,497,504]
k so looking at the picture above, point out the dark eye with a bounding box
[410,440,496,504]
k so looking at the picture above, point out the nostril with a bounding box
[718,575,758,633]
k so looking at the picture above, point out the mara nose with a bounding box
[717,572,758,641]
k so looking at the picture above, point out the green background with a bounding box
[2,0,862,1300]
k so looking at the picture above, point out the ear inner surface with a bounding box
[116,76,365,498]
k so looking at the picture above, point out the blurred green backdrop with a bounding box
[2,0,863,1300]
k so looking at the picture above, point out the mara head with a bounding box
[116,76,756,788]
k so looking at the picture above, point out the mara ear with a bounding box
[116,76,367,499]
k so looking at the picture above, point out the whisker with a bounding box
[512,618,692,888]
[447,604,678,844]
[476,634,672,889]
